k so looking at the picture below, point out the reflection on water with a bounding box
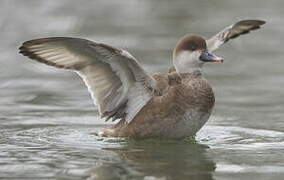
[64,140,216,180]
[113,141,215,180]
[1,0,284,179]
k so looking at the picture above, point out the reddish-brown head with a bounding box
[174,34,207,57]
[173,34,223,74]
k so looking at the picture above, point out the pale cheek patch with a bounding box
[174,51,203,73]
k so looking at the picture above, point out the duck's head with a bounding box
[173,34,223,74]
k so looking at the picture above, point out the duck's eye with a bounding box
[190,46,197,51]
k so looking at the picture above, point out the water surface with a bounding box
[1,0,284,179]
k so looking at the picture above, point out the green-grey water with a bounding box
[1,0,284,179]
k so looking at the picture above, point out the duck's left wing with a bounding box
[206,20,265,52]
[19,37,158,123]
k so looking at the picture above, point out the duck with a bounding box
[19,20,265,138]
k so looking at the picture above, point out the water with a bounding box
[1,0,284,179]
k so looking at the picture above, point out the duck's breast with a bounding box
[157,77,215,137]
[121,75,215,138]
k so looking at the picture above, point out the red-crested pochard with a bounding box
[19,20,265,138]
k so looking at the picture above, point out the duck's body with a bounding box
[103,72,214,138]
[19,20,265,138]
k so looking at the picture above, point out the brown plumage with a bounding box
[105,72,215,138]
[173,34,207,55]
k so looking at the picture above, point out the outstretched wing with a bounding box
[19,37,158,123]
[206,20,265,52]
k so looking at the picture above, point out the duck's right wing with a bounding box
[206,20,265,53]
[19,37,158,123]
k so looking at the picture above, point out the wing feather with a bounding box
[19,37,157,123]
[206,20,265,52]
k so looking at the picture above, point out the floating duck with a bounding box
[19,20,265,138]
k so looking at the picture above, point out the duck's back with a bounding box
[114,72,215,138]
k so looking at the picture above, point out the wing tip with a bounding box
[243,19,265,24]
[236,19,266,28]
[257,20,266,26]
[228,19,266,41]
[18,43,72,69]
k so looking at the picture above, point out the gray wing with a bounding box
[206,20,265,52]
[19,37,158,123]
